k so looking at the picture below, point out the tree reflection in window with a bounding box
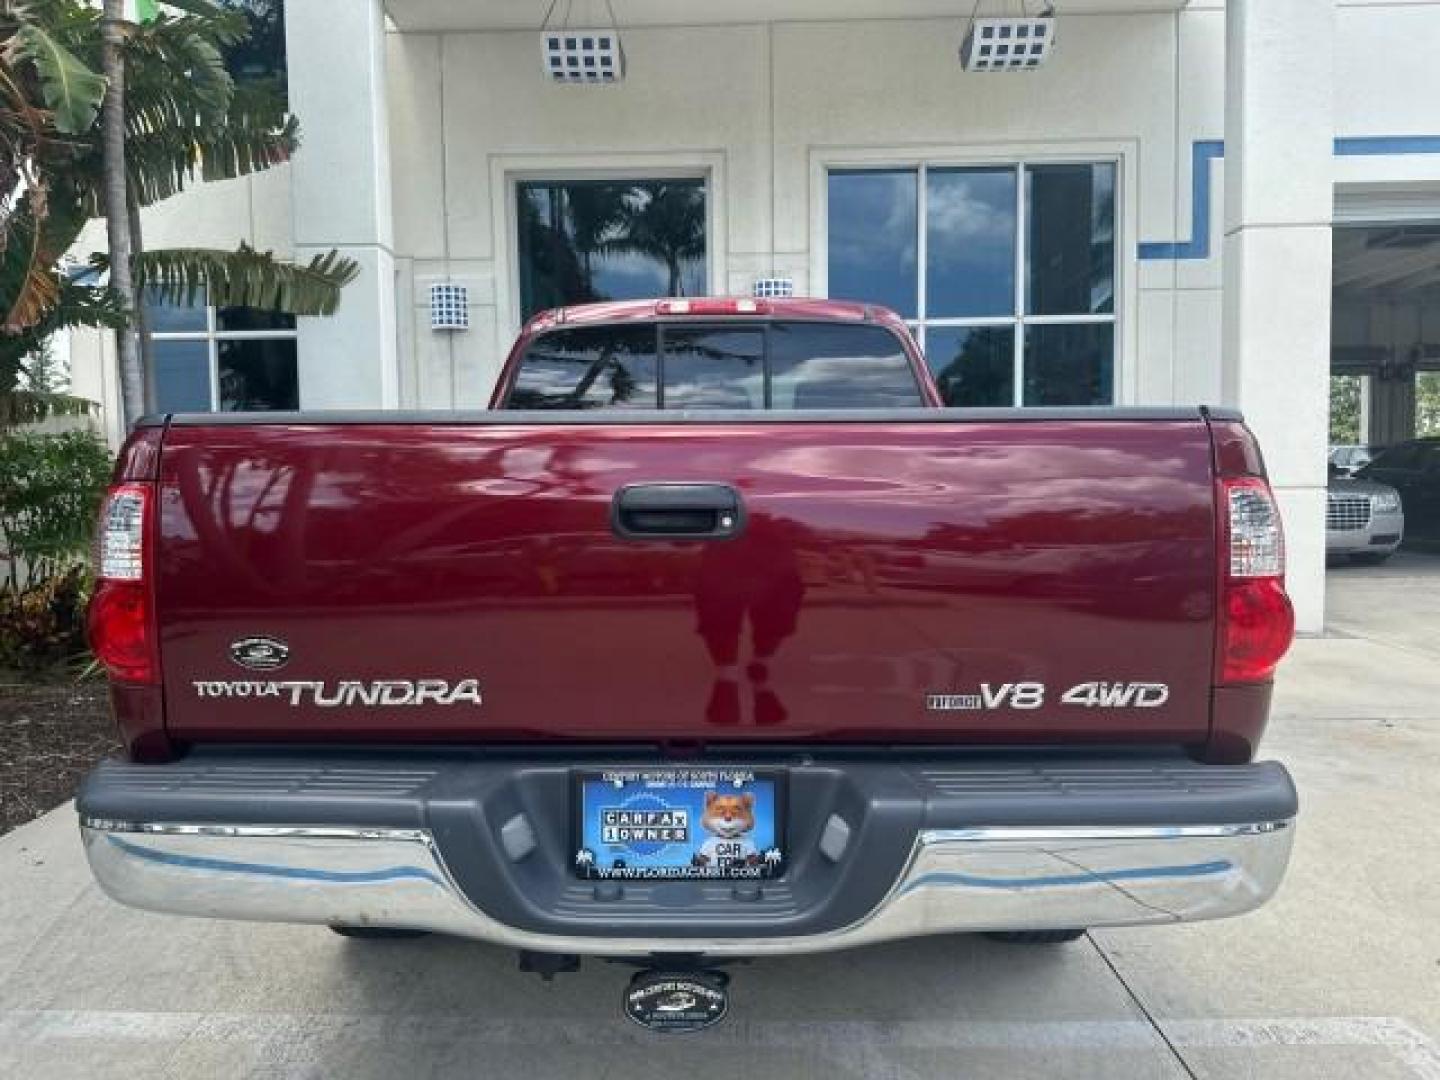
[925,326,1015,408]
[518,180,707,320]
[507,326,658,409]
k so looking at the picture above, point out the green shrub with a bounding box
[0,429,112,592]
[0,565,92,671]
[0,430,111,672]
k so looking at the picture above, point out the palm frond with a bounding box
[198,83,294,180]
[95,244,361,317]
[0,196,58,331]
[0,388,95,427]
[1,275,128,381]
[34,274,128,332]
[10,21,106,135]
[125,10,235,119]
[122,90,296,205]
[2,264,59,332]
[145,1,249,48]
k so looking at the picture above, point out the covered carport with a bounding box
[1332,196,1440,450]
[1329,195,1440,575]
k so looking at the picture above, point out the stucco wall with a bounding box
[388,13,1188,407]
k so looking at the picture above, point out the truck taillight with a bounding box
[88,483,158,685]
[1219,477,1295,684]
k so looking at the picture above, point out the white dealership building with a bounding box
[70,0,1440,632]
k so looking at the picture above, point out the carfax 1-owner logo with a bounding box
[575,768,783,880]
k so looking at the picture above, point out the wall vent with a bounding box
[753,277,795,299]
[429,283,469,331]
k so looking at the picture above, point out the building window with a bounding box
[146,288,299,412]
[828,162,1116,406]
[516,178,707,322]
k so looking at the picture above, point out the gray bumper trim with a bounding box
[80,817,1294,957]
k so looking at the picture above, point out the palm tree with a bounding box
[1,0,358,427]
[518,185,588,316]
[101,0,141,424]
[602,183,706,297]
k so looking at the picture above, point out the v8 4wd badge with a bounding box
[927,681,1169,711]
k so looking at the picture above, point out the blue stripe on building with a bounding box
[1138,137,1440,261]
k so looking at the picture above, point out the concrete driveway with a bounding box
[3,555,1439,1079]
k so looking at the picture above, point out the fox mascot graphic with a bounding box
[692,791,760,869]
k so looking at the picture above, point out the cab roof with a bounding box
[520,297,906,336]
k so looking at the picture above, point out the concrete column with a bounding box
[1221,0,1335,634]
[285,0,398,408]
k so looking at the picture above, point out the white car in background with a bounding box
[1327,475,1404,563]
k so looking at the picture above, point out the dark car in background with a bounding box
[1357,438,1440,546]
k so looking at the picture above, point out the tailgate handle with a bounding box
[612,483,745,540]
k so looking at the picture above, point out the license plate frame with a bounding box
[572,767,786,881]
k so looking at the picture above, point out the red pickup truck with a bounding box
[79,298,1296,1028]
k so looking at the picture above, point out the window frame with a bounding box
[811,143,1136,407]
[149,292,299,411]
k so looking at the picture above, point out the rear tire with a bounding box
[1350,552,1392,565]
[329,925,431,940]
[985,929,1086,945]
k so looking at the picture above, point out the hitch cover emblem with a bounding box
[624,970,729,1033]
[229,635,290,672]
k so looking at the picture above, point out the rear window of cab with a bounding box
[502,321,924,410]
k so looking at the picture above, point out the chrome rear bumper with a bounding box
[80,817,1294,957]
